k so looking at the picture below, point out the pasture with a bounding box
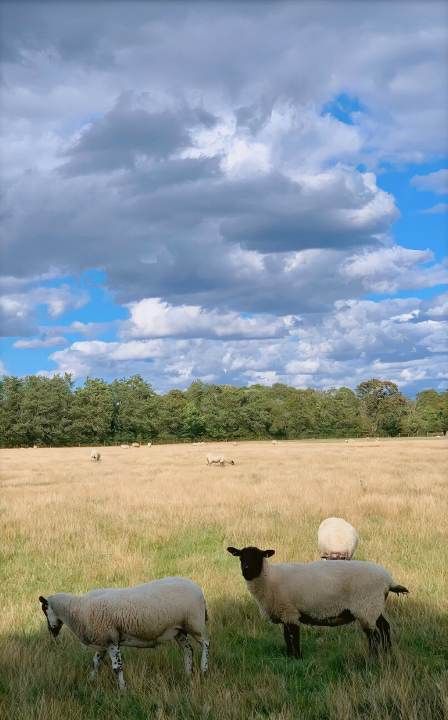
[1,439,447,720]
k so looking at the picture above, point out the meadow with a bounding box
[0,438,447,720]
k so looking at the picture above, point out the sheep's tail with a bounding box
[390,584,409,595]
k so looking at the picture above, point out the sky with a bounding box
[0,0,447,395]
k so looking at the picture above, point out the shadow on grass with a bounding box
[0,594,446,720]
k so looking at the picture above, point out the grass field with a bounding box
[1,439,447,720]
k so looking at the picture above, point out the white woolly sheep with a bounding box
[38,577,209,690]
[318,517,359,560]
[131,442,140,448]
[227,545,408,659]
[90,450,101,462]
[272,440,278,445]
[206,454,235,466]
[120,444,130,449]
[147,442,152,447]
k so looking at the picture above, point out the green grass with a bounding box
[1,441,447,719]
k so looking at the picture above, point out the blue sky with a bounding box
[0,1,447,394]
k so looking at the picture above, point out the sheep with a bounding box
[120,444,130,449]
[272,440,278,445]
[38,577,209,690]
[147,442,152,447]
[90,450,101,462]
[131,442,140,448]
[227,545,408,659]
[318,517,359,560]
[206,454,235,466]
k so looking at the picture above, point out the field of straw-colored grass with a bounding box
[1,438,447,720]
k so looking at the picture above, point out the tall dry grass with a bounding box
[1,438,447,719]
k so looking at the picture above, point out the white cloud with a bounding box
[0,284,89,337]
[45,294,448,394]
[122,298,296,339]
[421,203,448,215]
[341,246,448,293]
[14,335,68,349]
[411,169,448,195]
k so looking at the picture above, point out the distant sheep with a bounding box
[272,440,278,445]
[147,442,152,447]
[131,442,140,448]
[227,545,408,659]
[318,517,358,560]
[120,444,130,449]
[38,577,209,690]
[206,454,235,466]
[90,450,101,462]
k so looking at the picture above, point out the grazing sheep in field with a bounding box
[206,454,235,466]
[272,440,278,445]
[38,577,209,691]
[227,546,408,659]
[318,517,358,560]
[147,442,152,447]
[120,444,130,449]
[90,450,101,462]
[131,442,140,448]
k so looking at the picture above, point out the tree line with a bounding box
[0,374,446,447]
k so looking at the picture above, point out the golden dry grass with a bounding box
[1,438,447,719]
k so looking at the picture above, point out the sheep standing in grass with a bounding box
[131,442,140,448]
[120,444,130,449]
[318,517,358,560]
[227,545,408,659]
[206,454,235,466]
[90,450,101,462]
[38,577,209,690]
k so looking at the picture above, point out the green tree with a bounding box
[110,375,157,443]
[416,390,448,434]
[70,378,113,444]
[0,376,24,447]
[356,379,409,436]
[18,374,73,446]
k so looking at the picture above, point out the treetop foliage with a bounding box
[0,374,446,447]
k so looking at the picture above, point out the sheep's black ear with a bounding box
[263,549,275,558]
[227,546,241,556]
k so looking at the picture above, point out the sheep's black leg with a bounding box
[283,623,302,659]
[90,650,106,680]
[376,615,391,651]
[289,623,302,659]
[363,627,381,655]
[283,624,294,656]
[175,631,194,675]
[107,644,126,690]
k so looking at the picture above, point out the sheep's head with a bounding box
[227,546,275,580]
[39,596,63,637]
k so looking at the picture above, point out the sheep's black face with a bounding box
[39,596,63,637]
[227,546,275,580]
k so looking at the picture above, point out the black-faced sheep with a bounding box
[39,577,209,690]
[227,545,408,659]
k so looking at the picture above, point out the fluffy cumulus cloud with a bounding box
[46,294,448,394]
[0,283,88,337]
[1,1,447,392]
